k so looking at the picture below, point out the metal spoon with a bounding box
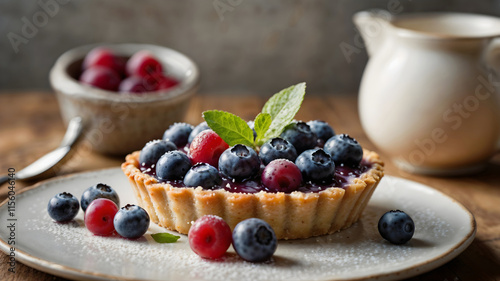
[0,116,84,185]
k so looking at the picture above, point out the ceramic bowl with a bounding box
[50,43,199,155]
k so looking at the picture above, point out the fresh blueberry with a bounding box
[139,139,177,169]
[232,218,277,262]
[307,120,335,144]
[163,123,193,148]
[47,192,80,222]
[156,150,192,181]
[378,210,415,245]
[259,138,298,165]
[295,148,335,184]
[280,121,318,154]
[218,144,260,180]
[183,163,222,189]
[113,204,150,239]
[188,122,210,144]
[323,134,363,167]
[81,183,120,212]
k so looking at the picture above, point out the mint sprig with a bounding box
[253,113,272,145]
[203,110,255,147]
[202,82,306,148]
[151,232,180,243]
[259,82,305,145]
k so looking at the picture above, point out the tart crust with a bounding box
[121,150,384,240]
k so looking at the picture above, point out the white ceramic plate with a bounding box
[0,169,475,281]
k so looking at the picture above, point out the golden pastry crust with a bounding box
[121,150,384,240]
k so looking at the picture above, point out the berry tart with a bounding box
[122,83,384,239]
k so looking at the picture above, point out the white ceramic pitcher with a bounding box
[354,10,500,175]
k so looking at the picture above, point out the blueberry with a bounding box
[307,120,335,144]
[188,122,210,144]
[218,144,260,180]
[280,121,318,154]
[163,123,193,148]
[113,204,150,239]
[81,183,120,212]
[156,150,192,181]
[295,148,335,184]
[183,163,222,189]
[139,140,177,169]
[378,210,415,245]
[323,134,363,166]
[47,192,80,222]
[259,138,298,165]
[232,218,277,262]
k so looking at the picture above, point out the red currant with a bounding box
[188,215,232,259]
[80,66,121,91]
[189,130,229,168]
[84,198,119,236]
[126,50,163,78]
[261,159,302,192]
[82,47,125,76]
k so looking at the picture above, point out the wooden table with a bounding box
[1,92,499,281]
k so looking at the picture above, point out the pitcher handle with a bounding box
[485,37,500,76]
[483,37,500,152]
[353,9,392,57]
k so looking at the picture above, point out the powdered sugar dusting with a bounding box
[1,170,474,281]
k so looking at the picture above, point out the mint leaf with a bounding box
[151,233,180,243]
[261,82,306,142]
[254,113,272,146]
[203,110,255,147]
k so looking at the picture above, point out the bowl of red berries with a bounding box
[50,43,199,155]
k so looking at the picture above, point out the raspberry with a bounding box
[189,130,229,168]
[126,50,163,77]
[261,159,302,193]
[79,66,121,91]
[155,75,179,90]
[82,47,125,76]
[188,215,232,259]
[84,198,119,236]
[119,75,157,93]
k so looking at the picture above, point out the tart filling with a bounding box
[121,149,384,240]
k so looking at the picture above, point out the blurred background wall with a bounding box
[1,0,499,95]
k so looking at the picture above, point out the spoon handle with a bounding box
[60,116,84,148]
